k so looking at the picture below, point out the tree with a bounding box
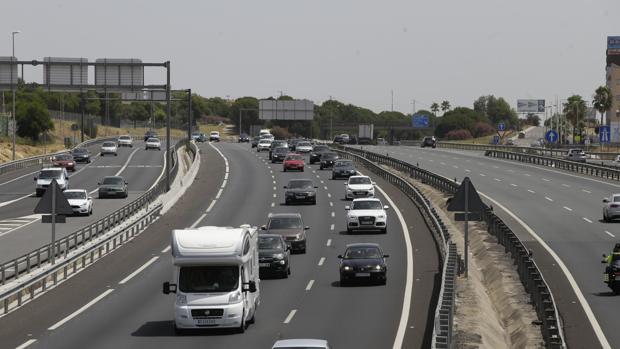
[525,113,540,126]
[563,95,587,143]
[440,100,451,112]
[15,95,53,141]
[473,95,519,129]
[434,107,487,138]
[593,85,612,126]
[430,102,440,115]
[204,97,230,117]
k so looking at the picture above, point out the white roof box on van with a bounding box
[171,225,257,266]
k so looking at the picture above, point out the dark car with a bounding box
[71,148,91,163]
[192,132,207,143]
[262,213,309,253]
[269,140,289,160]
[257,234,291,278]
[309,145,330,164]
[319,152,340,170]
[144,130,158,142]
[421,136,436,148]
[358,137,373,145]
[98,176,128,198]
[251,136,260,148]
[271,147,290,163]
[52,153,76,172]
[288,138,301,151]
[239,133,250,143]
[338,243,388,286]
[333,135,345,144]
[332,159,356,179]
[284,179,317,205]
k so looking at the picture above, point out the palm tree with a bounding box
[430,102,440,115]
[593,85,612,126]
[440,101,451,112]
[563,95,587,143]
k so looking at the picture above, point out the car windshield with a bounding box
[102,177,124,185]
[322,153,338,160]
[102,142,115,147]
[268,217,302,229]
[55,154,72,161]
[344,247,382,259]
[334,161,352,167]
[39,170,62,179]
[297,142,311,147]
[64,191,86,199]
[352,200,382,210]
[73,148,88,154]
[259,236,284,250]
[288,180,313,189]
[349,177,371,185]
[286,155,303,161]
[179,266,239,293]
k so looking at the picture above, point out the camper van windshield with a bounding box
[179,266,239,293]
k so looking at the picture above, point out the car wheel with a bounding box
[115,153,118,156]
[340,277,347,286]
[301,247,306,254]
[320,165,324,170]
[237,309,246,333]
[283,168,286,172]
[382,228,387,234]
[332,174,335,180]
[301,167,304,172]
[312,198,316,205]
[288,266,291,275]
[282,270,289,279]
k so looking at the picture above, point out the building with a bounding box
[606,36,620,141]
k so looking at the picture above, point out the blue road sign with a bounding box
[492,135,500,145]
[497,122,506,132]
[600,125,611,144]
[412,114,430,128]
[545,130,559,144]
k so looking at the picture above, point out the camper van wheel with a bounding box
[248,306,256,324]
[174,324,186,336]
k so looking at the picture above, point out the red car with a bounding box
[283,153,305,172]
[52,153,76,172]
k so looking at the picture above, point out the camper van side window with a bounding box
[243,239,250,255]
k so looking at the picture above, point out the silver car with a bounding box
[272,339,330,349]
[603,194,620,222]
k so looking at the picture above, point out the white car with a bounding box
[34,167,70,197]
[345,175,375,200]
[345,198,389,234]
[272,339,330,349]
[209,131,220,142]
[145,137,161,150]
[100,141,118,156]
[63,189,93,216]
[295,141,313,153]
[565,148,586,162]
[257,139,273,152]
[603,194,620,222]
[117,135,133,147]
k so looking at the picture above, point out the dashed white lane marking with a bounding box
[273,193,277,198]
[224,172,229,180]
[331,212,335,217]
[527,189,535,194]
[327,193,331,198]
[453,165,459,169]
[221,179,228,188]
[510,184,518,187]
[271,202,275,207]
[283,309,297,324]
[272,181,276,184]
[605,231,616,238]
[545,197,553,202]
[271,175,275,179]
[273,186,276,190]
[479,173,486,177]
[305,280,315,291]
[318,257,325,266]
[15,339,37,349]
[542,178,550,182]
[161,245,171,253]
[320,180,324,184]
[429,159,434,162]
[324,186,328,190]
[494,178,501,182]
[326,239,332,246]
[465,169,471,172]
[312,170,316,173]
[206,200,217,213]
[562,184,570,187]
[330,224,334,231]
[563,206,573,212]
[524,173,531,177]
[48,289,115,330]
[583,218,593,223]
[329,202,334,207]
[440,162,446,165]
[582,189,592,194]
[493,166,499,169]
[191,213,207,228]
[316,175,320,178]
[119,256,159,284]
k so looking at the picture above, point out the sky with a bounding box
[1,0,619,114]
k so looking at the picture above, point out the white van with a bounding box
[163,225,260,334]
[34,167,70,197]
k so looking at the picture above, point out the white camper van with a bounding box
[163,225,260,334]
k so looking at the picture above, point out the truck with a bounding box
[162,225,260,334]
[358,124,374,144]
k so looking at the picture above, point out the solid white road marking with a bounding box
[583,217,593,223]
[15,339,37,349]
[326,239,332,246]
[161,246,171,253]
[283,309,297,324]
[605,231,616,238]
[563,206,573,212]
[48,289,115,330]
[206,200,217,213]
[318,257,325,266]
[215,189,223,199]
[305,280,314,291]
[119,256,159,284]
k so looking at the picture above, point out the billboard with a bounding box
[259,99,314,120]
[0,57,18,88]
[94,58,144,91]
[517,99,545,113]
[608,36,620,49]
[412,113,430,128]
[43,57,88,89]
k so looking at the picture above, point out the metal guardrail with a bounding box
[0,136,118,176]
[338,145,565,349]
[0,139,191,286]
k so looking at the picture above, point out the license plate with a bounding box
[360,221,373,225]
[355,273,371,277]
[196,319,217,325]
[259,263,270,267]
[296,195,306,198]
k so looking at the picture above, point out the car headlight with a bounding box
[348,215,357,220]
[307,192,316,196]
[377,215,386,219]
[80,202,88,207]
[343,265,352,271]
[346,188,352,193]
[375,265,383,270]
[273,253,284,260]
[228,290,242,303]
[176,294,187,305]
[286,192,294,197]
[296,233,305,240]
[68,162,74,165]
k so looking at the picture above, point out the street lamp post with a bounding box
[11,30,20,161]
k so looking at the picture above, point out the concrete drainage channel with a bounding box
[335,145,566,349]
[0,140,200,317]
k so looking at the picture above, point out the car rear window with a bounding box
[102,142,115,147]
[288,180,313,189]
[102,177,123,185]
[39,170,62,179]
[55,154,72,161]
[64,191,86,199]
[286,155,303,161]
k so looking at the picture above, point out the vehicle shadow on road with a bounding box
[592,291,619,297]
[131,320,238,337]
[338,230,383,236]
[330,280,383,288]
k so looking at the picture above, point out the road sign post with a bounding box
[545,130,559,144]
[600,126,611,144]
[34,179,73,265]
[496,122,506,143]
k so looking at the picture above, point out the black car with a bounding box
[98,176,128,198]
[71,147,91,163]
[239,133,250,143]
[332,159,356,179]
[144,130,158,142]
[309,145,330,164]
[251,136,260,148]
[284,179,317,205]
[262,213,309,254]
[333,135,345,144]
[421,136,436,148]
[269,140,288,160]
[338,243,388,286]
[271,147,290,163]
[258,234,291,278]
[288,138,302,151]
[319,152,340,170]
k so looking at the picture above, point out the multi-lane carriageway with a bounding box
[0,142,442,349]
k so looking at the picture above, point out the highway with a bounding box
[357,144,620,348]
[0,142,440,349]
[0,140,168,264]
